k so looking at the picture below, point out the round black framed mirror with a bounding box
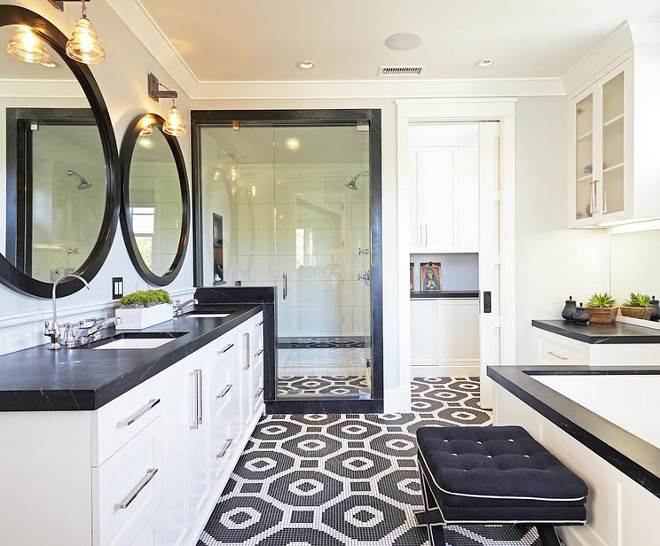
[120,113,189,285]
[0,6,119,298]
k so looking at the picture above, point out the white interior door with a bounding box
[478,122,501,408]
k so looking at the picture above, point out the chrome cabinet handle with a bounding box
[282,273,288,300]
[255,387,264,399]
[243,333,251,370]
[547,351,568,361]
[418,225,422,247]
[116,399,160,428]
[218,343,234,355]
[190,371,199,429]
[115,468,158,510]
[196,369,203,426]
[217,384,233,399]
[423,225,428,246]
[217,439,233,459]
[257,320,264,326]
[254,348,264,358]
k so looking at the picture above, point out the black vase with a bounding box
[573,303,590,325]
[650,296,660,322]
[562,296,577,321]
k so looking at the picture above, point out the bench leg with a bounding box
[415,466,446,546]
[537,525,561,546]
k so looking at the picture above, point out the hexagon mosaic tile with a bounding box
[198,378,547,546]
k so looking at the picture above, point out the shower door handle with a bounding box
[282,273,288,300]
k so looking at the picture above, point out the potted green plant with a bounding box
[115,289,173,329]
[585,292,618,324]
[620,292,653,320]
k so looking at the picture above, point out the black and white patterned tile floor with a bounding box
[278,375,370,397]
[198,378,545,546]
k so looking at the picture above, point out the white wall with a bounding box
[0,0,194,355]
[515,96,609,363]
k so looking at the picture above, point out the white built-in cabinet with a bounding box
[0,312,264,546]
[409,145,479,252]
[569,46,660,227]
[410,299,480,376]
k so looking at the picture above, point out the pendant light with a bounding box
[147,73,187,136]
[7,25,51,64]
[66,0,105,65]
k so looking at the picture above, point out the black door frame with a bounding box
[190,109,383,413]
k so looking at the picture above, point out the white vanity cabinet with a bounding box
[533,328,660,366]
[410,298,480,376]
[0,311,265,546]
[569,44,660,227]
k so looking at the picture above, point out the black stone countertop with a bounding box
[0,304,261,412]
[532,319,660,344]
[410,290,479,299]
[488,365,660,499]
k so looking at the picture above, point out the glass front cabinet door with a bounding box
[569,62,629,227]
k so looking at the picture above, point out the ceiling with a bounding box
[136,0,660,82]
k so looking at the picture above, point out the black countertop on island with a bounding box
[532,319,660,344]
[488,365,660,499]
[410,290,479,299]
[0,304,261,412]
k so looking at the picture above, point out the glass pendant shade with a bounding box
[7,26,51,64]
[163,104,186,136]
[66,16,105,65]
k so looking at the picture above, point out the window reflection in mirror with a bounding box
[127,125,183,277]
[1,24,106,284]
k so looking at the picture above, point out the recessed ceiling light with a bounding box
[297,60,315,69]
[286,137,300,150]
[385,33,422,51]
[41,60,59,68]
[475,59,494,68]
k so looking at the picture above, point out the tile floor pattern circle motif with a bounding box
[198,378,546,546]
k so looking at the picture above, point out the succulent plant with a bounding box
[585,292,616,308]
[119,289,172,308]
[623,292,653,308]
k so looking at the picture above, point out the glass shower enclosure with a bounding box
[200,123,372,400]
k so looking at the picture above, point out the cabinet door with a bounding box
[409,150,421,249]
[435,300,480,373]
[416,148,456,251]
[573,89,597,224]
[410,301,437,366]
[600,70,625,217]
[457,146,479,251]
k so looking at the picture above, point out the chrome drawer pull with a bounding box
[219,343,234,355]
[257,320,264,326]
[196,369,203,426]
[217,438,233,459]
[115,468,158,510]
[255,387,264,398]
[254,348,264,358]
[547,351,568,361]
[217,384,233,399]
[117,399,160,428]
[243,333,250,370]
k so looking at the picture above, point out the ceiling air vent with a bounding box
[379,65,426,77]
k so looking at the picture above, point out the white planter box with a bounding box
[115,303,173,330]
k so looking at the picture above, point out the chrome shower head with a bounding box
[67,169,92,190]
[346,170,368,191]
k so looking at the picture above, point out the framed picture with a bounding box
[420,261,441,291]
[212,214,224,284]
[410,262,414,291]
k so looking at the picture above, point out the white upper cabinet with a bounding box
[569,44,660,227]
[409,125,480,253]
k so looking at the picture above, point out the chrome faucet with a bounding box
[173,298,198,317]
[45,274,90,350]
[77,316,122,344]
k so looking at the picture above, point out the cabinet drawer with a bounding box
[536,331,589,364]
[251,314,264,353]
[93,373,163,467]
[210,420,233,480]
[210,331,238,372]
[211,358,235,418]
[94,417,162,546]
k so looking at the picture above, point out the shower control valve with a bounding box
[358,248,370,255]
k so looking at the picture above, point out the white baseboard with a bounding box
[411,365,480,377]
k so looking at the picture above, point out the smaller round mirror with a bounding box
[120,114,189,285]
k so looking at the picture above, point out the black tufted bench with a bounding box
[416,425,588,546]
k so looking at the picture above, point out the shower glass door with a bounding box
[199,123,372,399]
[274,126,371,399]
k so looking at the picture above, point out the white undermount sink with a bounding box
[93,338,176,349]
[181,313,230,318]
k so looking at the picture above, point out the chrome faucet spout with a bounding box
[173,298,198,316]
[47,274,90,350]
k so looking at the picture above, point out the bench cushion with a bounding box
[417,425,587,522]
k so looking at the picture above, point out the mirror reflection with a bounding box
[1,24,106,284]
[610,226,660,304]
[127,123,183,277]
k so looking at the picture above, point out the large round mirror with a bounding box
[0,6,118,298]
[120,114,189,285]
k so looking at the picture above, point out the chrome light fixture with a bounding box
[66,0,105,65]
[148,73,186,136]
[7,25,51,64]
